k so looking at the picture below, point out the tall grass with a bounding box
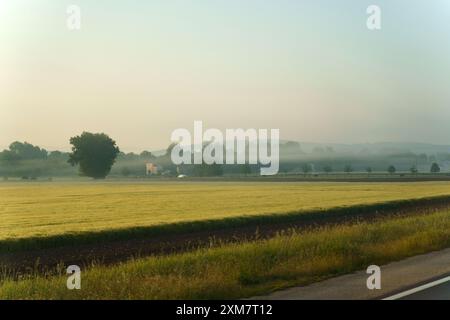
[1,209,449,300]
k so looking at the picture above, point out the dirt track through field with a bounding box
[2,196,450,278]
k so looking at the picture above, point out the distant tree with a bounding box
[0,150,21,164]
[344,164,353,174]
[301,163,312,176]
[165,143,177,157]
[430,162,441,173]
[417,153,428,164]
[130,152,141,160]
[387,165,396,174]
[193,163,223,177]
[121,166,131,177]
[240,164,252,176]
[283,141,301,149]
[312,147,325,154]
[325,146,335,153]
[6,141,47,160]
[210,164,223,176]
[366,167,372,176]
[68,132,120,179]
[48,150,63,159]
[323,165,333,175]
[140,151,155,160]
[410,165,418,175]
[281,141,304,154]
[47,150,69,163]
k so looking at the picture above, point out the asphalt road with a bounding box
[401,281,450,300]
[384,276,450,300]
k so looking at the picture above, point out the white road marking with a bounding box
[383,276,450,300]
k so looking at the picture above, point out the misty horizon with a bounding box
[2,139,450,155]
[2,1,450,152]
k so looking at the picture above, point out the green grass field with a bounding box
[2,181,450,242]
[2,208,450,299]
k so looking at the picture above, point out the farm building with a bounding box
[146,163,159,175]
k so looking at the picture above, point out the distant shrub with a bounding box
[344,165,353,174]
[388,165,396,174]
[121,167,131,177]
[430,163,441,173]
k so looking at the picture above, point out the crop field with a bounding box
[2,181,450,243]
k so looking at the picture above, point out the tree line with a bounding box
[0,132,447,179]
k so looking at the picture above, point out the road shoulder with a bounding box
[251,247,450,300]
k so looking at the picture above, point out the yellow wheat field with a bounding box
[2,181,450,241]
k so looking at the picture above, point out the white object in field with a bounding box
[146,163,158,175]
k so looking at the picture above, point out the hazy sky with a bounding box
[1,0,450,152]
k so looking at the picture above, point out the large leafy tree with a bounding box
[68,132,120,179]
